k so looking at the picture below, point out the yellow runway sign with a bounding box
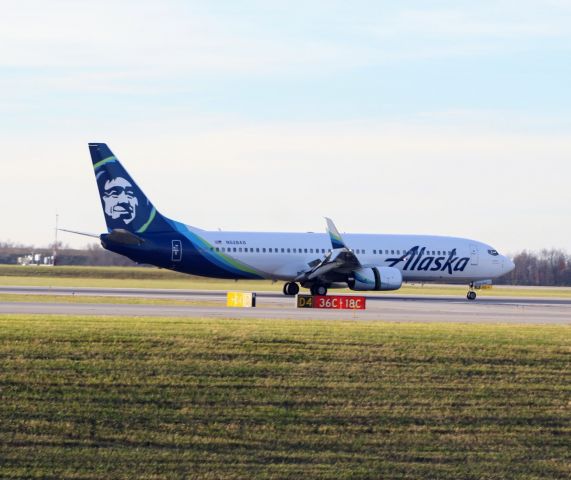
[226,291,256,308]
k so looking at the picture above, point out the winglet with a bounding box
[325,217,347,249]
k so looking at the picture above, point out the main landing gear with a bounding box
[283,282,299,296]
[467,283,477,300]
[282,282,328,296]
[310,284,328,296]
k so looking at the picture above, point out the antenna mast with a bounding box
[53,213,58,266]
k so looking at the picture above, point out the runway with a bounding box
[1,286,570,324]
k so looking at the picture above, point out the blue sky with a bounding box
[1,0,570,252]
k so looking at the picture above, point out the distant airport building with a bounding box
[17,254,55,266]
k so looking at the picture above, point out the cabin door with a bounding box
[469,244,479,266]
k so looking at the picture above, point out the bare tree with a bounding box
[499,249,570,286]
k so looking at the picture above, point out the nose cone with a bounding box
[504,257,515,273]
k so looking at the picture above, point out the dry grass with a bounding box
[1,265,570,298]
[1,315,570,479]
[0,294,218,307]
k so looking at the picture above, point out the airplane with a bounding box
[74,143,514,300]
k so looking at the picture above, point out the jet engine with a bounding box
[348,266,403,291]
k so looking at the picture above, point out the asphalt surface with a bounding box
[1,286,570,323]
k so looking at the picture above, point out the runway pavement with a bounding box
[1,286,570,323]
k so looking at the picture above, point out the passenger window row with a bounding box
[213,247,330,254]
[371,249,453,255]
[211,246,454,255]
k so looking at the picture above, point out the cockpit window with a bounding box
[488,249,499,256]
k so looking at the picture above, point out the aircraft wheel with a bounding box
[284,282,299,296]
[309,285,320,295]
[467,291,477,300]
[312,285,327,296]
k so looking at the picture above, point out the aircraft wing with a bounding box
[295,218,361,283]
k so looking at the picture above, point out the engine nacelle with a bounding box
[348,266,403,291]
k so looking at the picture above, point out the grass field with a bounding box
[0,294,219,307]
[0,265,192,279]
[1,265,570,298]
[1,315,569,479]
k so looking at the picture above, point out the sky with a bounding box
[1,0,570,253]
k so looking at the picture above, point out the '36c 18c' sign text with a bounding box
[297,294,366,310]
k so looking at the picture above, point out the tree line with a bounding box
[1,242,569,286]
[496,249,571,286]
[0,242,136,267]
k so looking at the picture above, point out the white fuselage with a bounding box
[199,230,512,283]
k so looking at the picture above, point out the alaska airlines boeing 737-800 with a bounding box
[77,143,514,300]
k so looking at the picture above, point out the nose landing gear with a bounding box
[467,282,477,300]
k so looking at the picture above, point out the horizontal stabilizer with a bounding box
[106,229,145,246]
[58,228,99,238]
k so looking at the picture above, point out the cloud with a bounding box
[371,9,566,39]
[2,0,569,90]
[0,0,367,77]
[354,2,571,62]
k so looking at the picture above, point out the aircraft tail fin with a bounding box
[89,143,173,234]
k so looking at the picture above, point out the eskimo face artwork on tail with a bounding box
[102,177,138,224]
[95,166,155,233]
